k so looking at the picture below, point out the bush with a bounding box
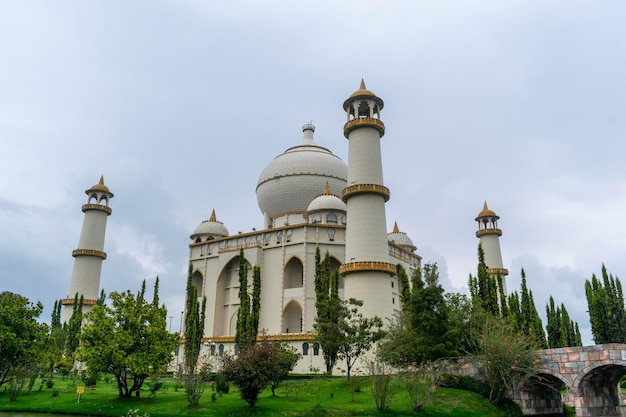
[368,360,394,412]
[51,389,59,397]
[214,373,230,394]
[46,379,55,389]
[439,374,490,397]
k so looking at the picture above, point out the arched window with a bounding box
[284,258,304,289]
[302,342,309,356]
[234,344,239,355]
[313,342,320,356]
[210,343,216,356]
[218,344,224,356]
[327,213,337,224]
[328,228,335,241]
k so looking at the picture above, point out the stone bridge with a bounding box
[455,343,626,416]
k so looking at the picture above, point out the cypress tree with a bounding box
[398,265,410,309]
[585,265,626,344]
[235,249,253,350]
[184,263,207,405]
[251,265,261,336]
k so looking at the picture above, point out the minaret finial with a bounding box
[483,200,489,211]
[393,221,399,234]
[99,175,105,185]
[209,209,217,222]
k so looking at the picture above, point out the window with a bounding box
[218,344,224,356]
[265,233,271,246]
[227,239,232,248]
[277,231,283,243]
[209,243,214,254]
[327,213,337,224]
[328,228,335,241]
[219,241,224,249]
[312,214,321,224]
[341,215,347,225]
[234,344,239,355]
[245,236,251,245]
[237,237,243,246]
[313,342,320,356]
[210,343,216,356]
[302,342,309,356]
[286,229,292,242]
[256,234,262,244]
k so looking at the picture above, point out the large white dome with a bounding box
[256,124,347,220]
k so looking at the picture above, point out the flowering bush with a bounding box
[368,359,394,411]
[403,360,445,410]
[473,318,538,404]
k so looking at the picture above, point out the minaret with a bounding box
[339,80,396,320]
[62,176,114,322]
[475,201,508,294]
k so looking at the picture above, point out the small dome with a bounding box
[476,201,499,220]
[387,222,416,251]
[256,125,347,220]
[350,79,376,98]
[88,175,112,194]
[190,209,229,241]
[307,184,346,213]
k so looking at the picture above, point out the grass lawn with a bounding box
[0,375,508,417]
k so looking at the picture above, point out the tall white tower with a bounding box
[475,201,508,294]
[339,80,396,320]
[62,176,114,322]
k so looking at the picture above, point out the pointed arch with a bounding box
[284,256,304,289]
[191,270,204,295]
[282,299,303,334]
[213,254,251,336]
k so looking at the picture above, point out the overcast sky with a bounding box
[2,1,625,345]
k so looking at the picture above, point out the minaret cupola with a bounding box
[475,201,501,237]
[343,79,385,138]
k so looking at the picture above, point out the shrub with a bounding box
[46,379,55,389]
[214,373,230,394]
[368,359,394,412]
[51,389,59,397]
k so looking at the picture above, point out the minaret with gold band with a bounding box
[62,176,114,322]
[475,201,509,294]
[339,80,396,320]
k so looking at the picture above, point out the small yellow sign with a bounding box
[76,386,85,394]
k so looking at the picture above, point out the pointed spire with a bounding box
[483,201,489,211]
[323,182,331,195]
[359,78,366,91]
[393,221,400,234]
[99,175,105,186]
[209,209,217,222]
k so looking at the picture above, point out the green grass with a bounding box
[0,375,508,417]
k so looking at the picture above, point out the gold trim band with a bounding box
[487,267,509,276]
[61,298,97,306]
[339,261,396,276]
[476,228,502,237]
[72,249,107,259]
[342,184,390,202]
[344,118,385,138]
[82,204,112,215]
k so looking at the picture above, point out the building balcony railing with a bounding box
[343,117,385,137]
[61,297,97,306]
[339,261,396,276]
[342,183,390,202]
[82,204,112,215]
[72,249,107,259]
[476,228,502,237]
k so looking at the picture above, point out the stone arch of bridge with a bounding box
[573,359,626,388]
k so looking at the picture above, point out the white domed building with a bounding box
[186,84,421,372]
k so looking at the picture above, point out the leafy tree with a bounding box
[268,342,299,395]
[338,298,385,381]
[585,265,626,344]
[183,264,207,405]
[76,280,178,397]
[314,248,343,374]
[66,293,84,357]
[221,341,298,406]
[0,292,48,390]
[379,263,458,366]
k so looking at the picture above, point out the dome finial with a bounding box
[209,209,217,222]
[99,175,105,185]
[359,78,366,90]
[483,201,489,211]
[323,182,331,195]
[393,221,399,234]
